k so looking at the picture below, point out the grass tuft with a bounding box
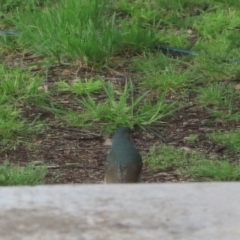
[55,78,103,95]
[191,161,240,181]
[209,130,240,152]
[79,81,177,131]
[0,161,47,186]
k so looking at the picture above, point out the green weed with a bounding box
[0,161,47,186]
[191,161,240,181]
[145,144,204,171]
[79,81,177,131]
[55,79,103,95]
[210,130,240,152]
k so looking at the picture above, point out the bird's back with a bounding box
[105,136,142,183]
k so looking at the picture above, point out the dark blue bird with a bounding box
[105,127,143,183]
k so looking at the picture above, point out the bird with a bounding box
[105,127,143,183]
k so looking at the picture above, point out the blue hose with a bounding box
[156,45,240,64]
[156,45,197,55]
[0,30,21,35]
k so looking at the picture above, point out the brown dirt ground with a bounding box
[1,53,240,184]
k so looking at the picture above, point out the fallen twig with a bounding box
[143,126,167,143]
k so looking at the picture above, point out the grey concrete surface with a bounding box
[0,183,239,240]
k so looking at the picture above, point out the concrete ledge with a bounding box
[0,183,239,240]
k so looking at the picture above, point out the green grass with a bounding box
[132,53,194,92]
[145,144,240,181]
[0,65,47,147]
[145,144,205,171]
[0,104,44,146]
[2,0,157,65]
[191,161,240,181]
[197,83,240,121]
[210,130,240,152]
[1,0,240,184]
[55,78,103,95]
[0,0,52,11]
[0,161,47,186]
[58,81,177,132]
[0,65,48,104]
[185,134,199,144]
